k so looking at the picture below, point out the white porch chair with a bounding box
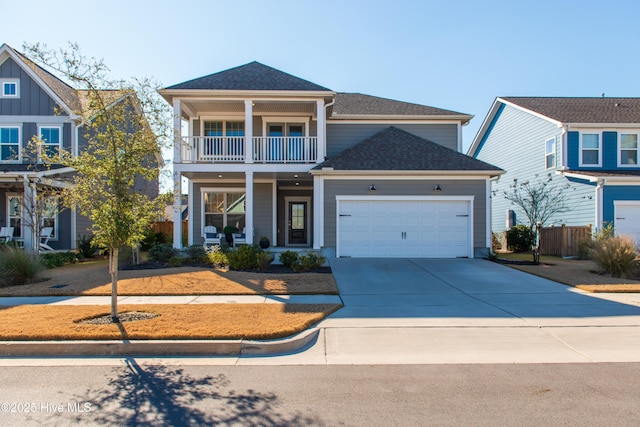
[0,227,14,243]
[203,225,219,247]
[233,227,247,245]
[39,227,54,251]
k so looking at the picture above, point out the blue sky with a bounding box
[5,0,640,154]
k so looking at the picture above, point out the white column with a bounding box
[173,99,182,163]
[172,171,182,249]
[313,175,324,249]
[245,100,253,163]
[22,177,35,252]
[316,100,326,163]
[245,171,254,244]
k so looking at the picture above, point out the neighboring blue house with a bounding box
[468,97,640,243]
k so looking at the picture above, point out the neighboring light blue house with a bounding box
[468,97,640,243]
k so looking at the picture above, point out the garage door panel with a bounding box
[615,203,640,245]
[338,199,472,258]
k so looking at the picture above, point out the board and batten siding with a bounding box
[0,57,64,116]
[473,104,594,231]
[323,179,488,255]
[326,123,458,158]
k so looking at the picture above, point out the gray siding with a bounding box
[326,123,458,157]
[475,104,595,231]
[253,183,273,241]
[0,58,63,116]
[323,179,488,253]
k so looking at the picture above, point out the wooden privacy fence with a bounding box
[539,225,591,257]
[150,221,188,243]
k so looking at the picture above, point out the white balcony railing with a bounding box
[179,136,318,163]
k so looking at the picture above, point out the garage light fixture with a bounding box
[434,185,442,192]
[369,184,376,192]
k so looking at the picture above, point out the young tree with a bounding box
[23,42,169,321]
[500,174,571,262]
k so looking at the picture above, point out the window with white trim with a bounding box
[7,195,22,239]
[619,133,638,166]
[1,79,19,98]
[41,196,58,239]
[39,126,61,159]
[545,137,556,169]
[580,133,601,166]
[202,192,245,233]
[0,126,20,161]
[202,120,245,158]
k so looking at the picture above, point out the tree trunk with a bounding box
[109,247,119,322]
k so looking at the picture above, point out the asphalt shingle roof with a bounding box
[502,97,640,124]
[333,93,470,118]
[313,126,503,172]
[166,61,331,91]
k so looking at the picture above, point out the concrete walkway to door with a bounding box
[254,258,640,365]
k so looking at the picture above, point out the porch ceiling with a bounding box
[181,171,313,182]
[181,99,317,119]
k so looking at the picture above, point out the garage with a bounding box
[336,196,473,258]
[614,201,640,245]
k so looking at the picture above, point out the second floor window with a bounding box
[580,133,601,166]
[620,133,638,166]
[40,127,61,159]
[0,127,20,161]
[1,80,19,98]
[545,137,556,169]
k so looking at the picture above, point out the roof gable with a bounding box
[166,61,331,92]
[0,43,80,114]
[332,93,472,121]
[313,126,502,173]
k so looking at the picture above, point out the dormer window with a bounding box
[1,80,19,98]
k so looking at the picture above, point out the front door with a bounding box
[288,201,307,245]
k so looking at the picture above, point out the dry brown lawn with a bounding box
[501,256,640,293]
[0,303,341,341]
[0,260,338,296]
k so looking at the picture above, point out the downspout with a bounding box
[595,178,605,232]
[560,125,568,170]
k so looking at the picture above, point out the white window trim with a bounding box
[42,195,59,241]
[545,137,556,170]
[618,131,640,168]
[262,117,310,137]
[579,132,602,167]
[38,125,63,161]
[1,79,19,98]
[200,187,246,236]
[200,118,246,137]
[6,193,22,239]
[0,125,21,162]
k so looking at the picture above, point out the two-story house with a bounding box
[0,43,159,251]
[161,62,503,258]
[469,97,640,243]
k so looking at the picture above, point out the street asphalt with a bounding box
[2,257,640,364]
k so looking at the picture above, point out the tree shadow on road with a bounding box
[74,358,323,426]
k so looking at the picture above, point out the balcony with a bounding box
[180,136,318,164]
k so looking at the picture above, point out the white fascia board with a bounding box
[159,89,335,102]
[497,98,564,127]
[328,116,472,124]
[468,98,502,156]
[309,170,504,178]
[175,163,315,175]
[561,171,640,185]
[566,123,640,129]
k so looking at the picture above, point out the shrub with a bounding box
[186,244,206,260]
[294,253,326,272]
[590,235,639,278]
[206,245,228,267]
[256,251,274,272]
[168,257,184,267]
[279,251,300,269]
[226,244,260,270]
[506,225,535,252]
[148,243,176,263]
[141,228,169,251]
[76,235,97,259]
[0,246,43,287]
[40,251,80,268]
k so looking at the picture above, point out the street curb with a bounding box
[0,328,319,357]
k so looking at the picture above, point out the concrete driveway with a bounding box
[274,258,640,365]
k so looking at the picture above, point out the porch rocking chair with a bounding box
[203,225,219,247]
[39,227,54,251]
[0,227,14,243]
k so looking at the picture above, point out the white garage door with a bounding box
[615,202,640,245]
[337,197,473,258]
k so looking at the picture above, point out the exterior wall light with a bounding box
[434,185,442,192]
[369,184,376,192]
